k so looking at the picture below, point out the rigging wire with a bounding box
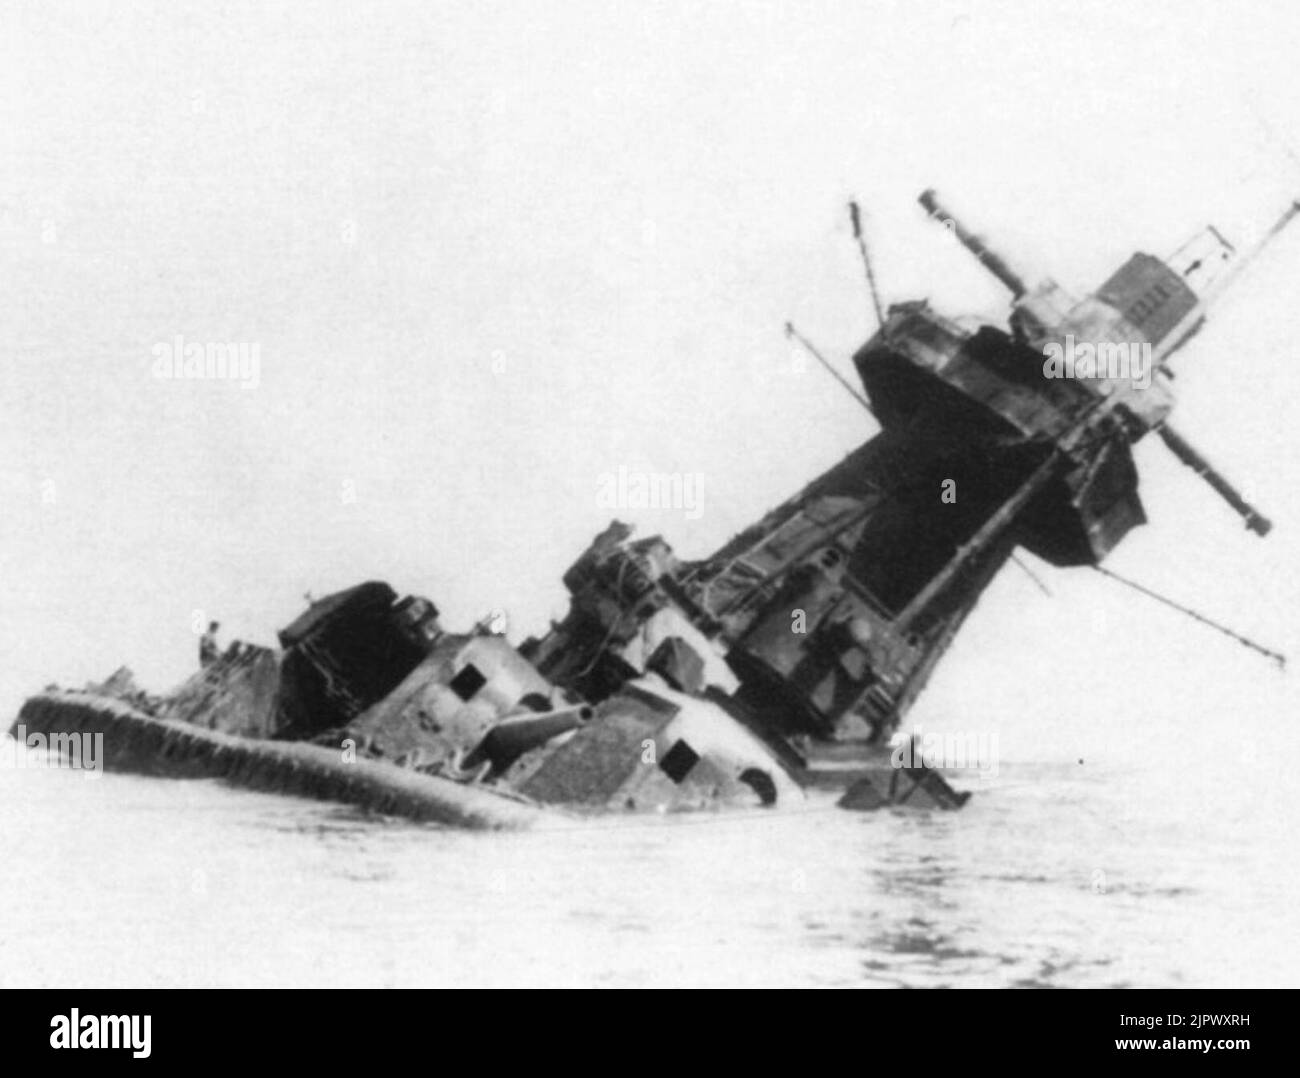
[1010,553,1052,596]
[784,321,874,413]
[1092,563,1286,669]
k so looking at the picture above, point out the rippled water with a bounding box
[3,718,1295,988]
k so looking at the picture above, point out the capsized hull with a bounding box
[9,687,970,824]
[12,692,555,831]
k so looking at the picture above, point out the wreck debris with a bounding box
[12,186,1294,822]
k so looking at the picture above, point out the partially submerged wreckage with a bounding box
[15,189,1294,828]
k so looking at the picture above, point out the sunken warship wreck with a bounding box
[15,189,1293,829]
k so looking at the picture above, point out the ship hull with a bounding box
[12,692,555,831]
[10,689,970,824]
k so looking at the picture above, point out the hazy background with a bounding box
[4,0,1299,747]
[2,1,1299,987]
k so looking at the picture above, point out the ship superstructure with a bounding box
[14,188,1292,823]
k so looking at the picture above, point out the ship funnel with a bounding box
[919,188,1030,298]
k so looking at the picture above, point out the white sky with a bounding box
[3,0,1299,767]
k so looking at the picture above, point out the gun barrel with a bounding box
[918,188,1029,298]
[1157,423,1272,536]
